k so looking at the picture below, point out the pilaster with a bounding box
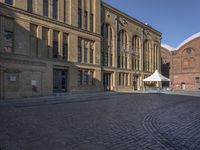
[88,41,91,64]
[37,0,43,15]
[48,29,53,59]
[58,0,64,22]
[37,26,42,57]
[59,32,63,59]
[140,29,144,71]
[81,39,84,63]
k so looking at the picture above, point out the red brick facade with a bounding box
[161,33,200,91]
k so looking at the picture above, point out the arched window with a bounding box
[132,35,140,70]
[143,40,151,71]
[118,30,128,51]
[182,48,196,70]
[101,23,114,66]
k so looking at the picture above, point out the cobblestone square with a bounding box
[0,93,200,150]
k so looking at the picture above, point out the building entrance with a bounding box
[103,73,111,91]
[181,82,186,90]
[53,69,68,93]
[133,76,139,90]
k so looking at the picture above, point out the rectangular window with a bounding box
[90,13,94,32]
[78,8,82,28]
[195,77,200,83]
[122,74,124,86]
[126,74,128,86]
[90,48,93,64]
[64,0,66,23]
[78,47,82,63]
[104,53,108,66]
[27,0,33,13]
[30,24,38,56]
[5,0,13,5]
[4,31,14,53]
[78,0,82,8]
[110,54,113,67]
[125,56,127,68]
[119,73,121,86]
[42,27,49,57]
[52,0,58,19]
[77,70,82,86]
[53,31,59,58]
[78,38,82,63]
[101,52,104,66]
[4,17,14,53]
[84,71,89,85]
[43,0,48,17]
[132,55,134,70]
[84,48,88,63]
[84,11,88,30]
[122,56,124,68]
[117,56,120,68]
[63,33,68,60]
[90,71,94,85]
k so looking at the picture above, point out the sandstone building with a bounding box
[161,33,200,91]
[0,0,161,99]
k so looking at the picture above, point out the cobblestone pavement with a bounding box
[0,93,200,150]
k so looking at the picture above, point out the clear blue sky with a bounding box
[103,0,200,48]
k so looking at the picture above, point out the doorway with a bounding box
[133,76,139,90]
[103,73,111,91]
[181,82,186,90]
[53,69,68,93]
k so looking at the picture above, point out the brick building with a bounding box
[0,0,161,99]
[161,32,200,91]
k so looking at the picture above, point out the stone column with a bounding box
[58,0,64,22]
[114,18,118,68]
[88,41,91,64]
[108,26,111,67]
[37,0,43,15]
[37,26,42,57]
[81,39,84,63]
[156,45,159,70]
[59,32,63,59]
[158,40,162,71]
[81,0,85,29]
[48,29,53,59]
[49,0,52,18]
[150,40,153,72]
[87,0,90,31]
[140,29,144,72]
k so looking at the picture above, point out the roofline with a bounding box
[161,43,176,51]
[101,1,162,36]
[176,32,200,50]
[162,32,200,51]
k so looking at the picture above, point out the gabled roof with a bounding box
[143,70,170,82]
[162,32,200,51]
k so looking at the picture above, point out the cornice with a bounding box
[0,54,47,67]
[101,2,162,36]
[0,3,101,38]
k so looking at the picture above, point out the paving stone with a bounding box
[0,93,200,149]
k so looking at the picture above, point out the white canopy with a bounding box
[143,70,170,82]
